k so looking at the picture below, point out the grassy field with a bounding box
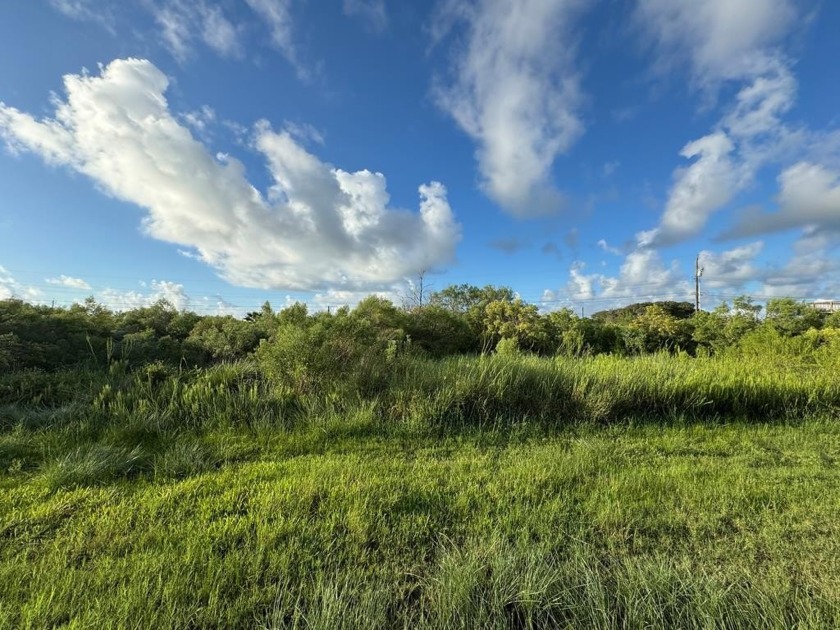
[1,353,839,628]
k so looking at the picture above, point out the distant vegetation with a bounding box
[2,286,838,373]
[1,288,838,628]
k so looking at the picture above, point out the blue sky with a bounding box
[1,0,839,315]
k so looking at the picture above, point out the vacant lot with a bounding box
[1,354,838,628]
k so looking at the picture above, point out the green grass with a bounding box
[0,353,838,628]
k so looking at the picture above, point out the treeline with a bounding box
[1,285,839,372]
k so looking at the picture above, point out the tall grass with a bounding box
[385,352,840,428]
[1,350,838,489]
[0,349,838,627]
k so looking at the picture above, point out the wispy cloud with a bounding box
[634,0,803,246]
[431,0,588,217]
[153,0,242,62]
[343,0,388,32]
[635,0,797,91]
[0,59,461,292]
[244,0,309,79]
[49,0,115,31]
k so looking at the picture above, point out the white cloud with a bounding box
[0,266,41,302]
[99,280,190,312]
[543,249,692,310]
[283,120,325,146]
[311,287,401,311]
[46,275,92,290]
[0,58,460,292]
[653,132,739,245]
[96,280,248,316]
[759,231,840,298]
[181,106,217,133]
[698,242,764,290]
[432,0,587,217]
[49,0,115,31]
[343,0,388,32]
[153,1,242,62]
[568,262,596,300]
[596,239,621,256]
[245,0,307,78]
[544,238,836,310]
[635,0,802,246]
[635,0,797,89]
[729,162,840,237]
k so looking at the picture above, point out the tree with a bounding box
[825,309,840,329]
[592,301,695,324]
[628,304,693,353]
[482,299,547,351]
[187,316,264,361]
[429,284,515,314]
[404,305,475,357]
[117,299,178,337]
[765,298,822,336]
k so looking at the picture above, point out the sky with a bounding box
[1,0,839,316]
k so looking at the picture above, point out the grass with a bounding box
[0,352,838,627]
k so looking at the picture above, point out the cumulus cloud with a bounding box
[759,231,840,298]
[46,275,92,290]
[431,0,587,217]
[727,162,840,237]
[635,0,802,246]
[0,266,41,302]
[0,58,460,292]
[544,237,836,311]
[99,280,190,312]
[343,0,388,32]
[544,250,692,310]
[311,287,401,311]
[698,242,764,290]
[95,280,247,316]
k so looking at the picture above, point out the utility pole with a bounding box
[695,255,704,312]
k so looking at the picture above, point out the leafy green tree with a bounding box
[592,301,695,324]
[429,284,515,314]
[765,298,822,336]
[277,302,309,328]
[693,297,763,353]
[405,305,477,357]
[117,299,178,337]
[187,316,264,361]
[824,309,840,329]
[482,299,547,351]
[628,304,693,353]
[352,297,406,334]
[692,307,728,352]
